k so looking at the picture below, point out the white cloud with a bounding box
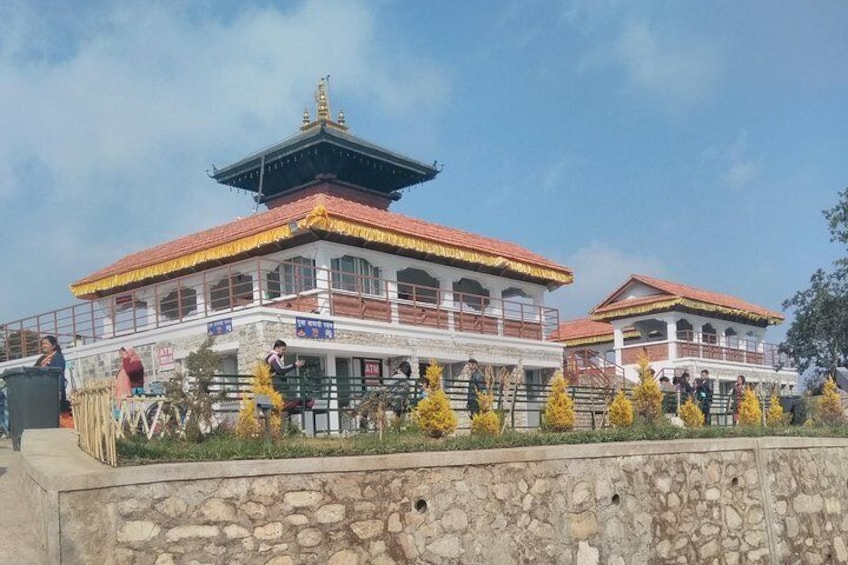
[579,20,721,114]
[549,241,669,320]
[0,1,449,321]
[701,130,760,190]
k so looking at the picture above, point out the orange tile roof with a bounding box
[551,318,614,343]
[71,191,573,297]
[591,274,784,324]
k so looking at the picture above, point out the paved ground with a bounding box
[0,438,47,564]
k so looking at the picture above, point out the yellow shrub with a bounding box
[412,360,457,438]
[235,362,285,439]
[609,389,634,428]
[235,395,260,439]
[631,352,663,425]
[737,387,762,426]
[470,389,500,435]
[678,396,704,428]
[471,410,500,436]
[766,393,785,427]
[818,377,845,426]
[544,371,575,431]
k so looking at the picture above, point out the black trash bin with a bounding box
[2,366,62,451]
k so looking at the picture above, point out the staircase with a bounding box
[565,349,628,388]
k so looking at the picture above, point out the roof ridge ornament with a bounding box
[301,76,349,132]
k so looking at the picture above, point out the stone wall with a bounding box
[20,430,848,564]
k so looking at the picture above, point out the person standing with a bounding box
[385,361,413,417]
[732,375,746,425]
[34,336,68,414]
[696,369,713,425]
[266,340,309,412]
[119,347,145,395]
[465,359,488,418]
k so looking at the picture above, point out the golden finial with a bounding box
[315,77,331,122]
[301,76,348,132]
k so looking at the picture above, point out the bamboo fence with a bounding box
[71,379,117,467]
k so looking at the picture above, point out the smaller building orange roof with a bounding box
[551,318,615,343]
[591,274,784,326]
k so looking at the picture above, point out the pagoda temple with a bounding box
[1,79,573,432]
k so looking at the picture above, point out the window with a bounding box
[676,319,694,341]
[724,327,738,348]
[397,267,438,304]
[266,257,316,298]
[209,273,253,311]
[159,287,198,320]
[701,323,718,345]
[331,255,382,295]
[453,278,489,311]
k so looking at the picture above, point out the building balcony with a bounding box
[619,330,794,371]
[0,257,560,362]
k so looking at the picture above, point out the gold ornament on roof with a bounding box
[315,78,331,121]
[301,76,349,132]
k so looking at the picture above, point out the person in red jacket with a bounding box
[119,347,145,395]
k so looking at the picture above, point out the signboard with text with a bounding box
[157,346,175,372]
[295,317,335,340]
[207,318,233,336]
[362,358,382,387]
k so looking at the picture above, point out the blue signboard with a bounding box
[296,317,335,340]
[207,318,233,336]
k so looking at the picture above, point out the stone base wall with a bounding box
[20,430,848,564]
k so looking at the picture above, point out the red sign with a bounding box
[363,359,382,386]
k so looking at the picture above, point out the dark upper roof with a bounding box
[211,123,440,200]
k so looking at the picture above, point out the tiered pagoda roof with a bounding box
[70,80,573,299]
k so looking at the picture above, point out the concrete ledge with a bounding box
[20,428,848,492]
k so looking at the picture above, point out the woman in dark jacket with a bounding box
[34,335,68,412]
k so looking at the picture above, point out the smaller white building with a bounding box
[555,274,797,396]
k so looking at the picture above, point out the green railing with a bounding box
[201,375,788,435]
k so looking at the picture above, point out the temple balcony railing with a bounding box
[617,330,794,371]
[0,257,560,362]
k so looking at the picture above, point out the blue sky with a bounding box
[1,0,847,344]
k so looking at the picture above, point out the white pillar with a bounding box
[665,316,678,360]
[387,280,399,324]
[613,325,624,367]
[443,280,456,332]
[314,247,332,316]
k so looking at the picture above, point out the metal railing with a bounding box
[617,330,793,370]
[200,374,754,435]
[0,257,560,362]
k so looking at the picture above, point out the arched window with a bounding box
[331,255,383,295]
[267,257,316,298]
[397,268,438,304]
[676,319,694,341]
[453,278,490,311]
[159,287,198,320]
[724,327,738,348]
[701,323,718,345]
[502,287,536,320]
[209,272,254,311]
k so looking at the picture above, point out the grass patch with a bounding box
[117,425,848,465]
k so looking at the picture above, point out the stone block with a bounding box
[254,522,284,540]
[351,519,384,540]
